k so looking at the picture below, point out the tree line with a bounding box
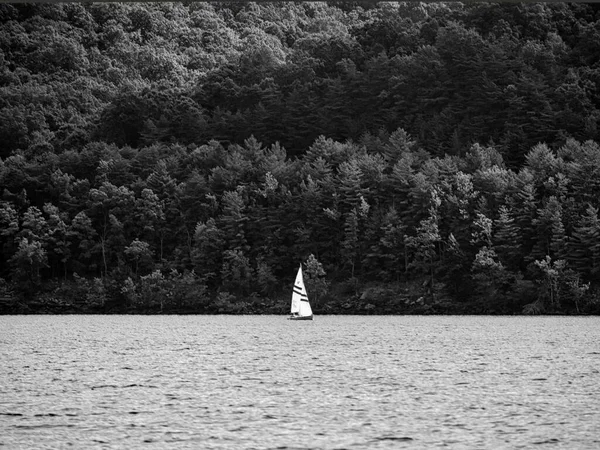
[1,2,600,314]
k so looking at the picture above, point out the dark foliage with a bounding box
[1,2,600,314]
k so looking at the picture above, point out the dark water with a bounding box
[1,315,599,449]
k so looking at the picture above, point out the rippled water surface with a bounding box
[1,315,600,449]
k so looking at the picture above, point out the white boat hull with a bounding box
[288,315,313,321]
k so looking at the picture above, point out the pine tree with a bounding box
[124,239,153,277]
[405,194,441,297]
[530,196,565,262]
[493,205,522,268]
[377,206,407,281]
[386,156,414,223]
[0,201,19,279]
[192,218,225,288]
[550,209,567,261]
[68,211,98,276]
[303,254,329,307]
[568,204,600,281]
[220,249,253,297]
[337,157,366,213]
[383,127,416,167]
[340,207,359,280]
[511,175,539,263]
[9,237,48,288]
[19,206,48,242]
[219,189,249,253]
[43,203,71,279]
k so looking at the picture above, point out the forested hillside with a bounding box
[1,2,600,314]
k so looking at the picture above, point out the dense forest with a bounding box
[1,1,600,315]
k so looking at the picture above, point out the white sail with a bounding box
[291,265,313,317]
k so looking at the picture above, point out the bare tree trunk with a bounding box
[100,237,108,277]
[430,254,435,301]
[160,234,164,262]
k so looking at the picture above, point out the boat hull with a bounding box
[288,315,313,321]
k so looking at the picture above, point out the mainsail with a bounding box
[290,265,313,319]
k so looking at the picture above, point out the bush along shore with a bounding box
[0,267,598,316]
[2,3,600,315]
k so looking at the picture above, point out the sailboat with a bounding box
[288,264,313,320]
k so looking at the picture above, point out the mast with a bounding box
[290,265,303,314]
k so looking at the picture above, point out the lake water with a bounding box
[1,315,599,449]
